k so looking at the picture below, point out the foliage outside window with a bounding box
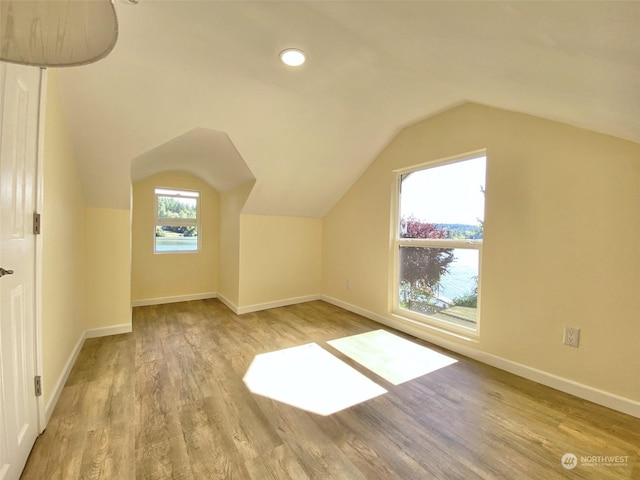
[155,188,199,253]
[395,154,486,333]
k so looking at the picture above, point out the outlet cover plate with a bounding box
[563,326,580,347]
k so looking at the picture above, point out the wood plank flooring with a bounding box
[21,299,640,479]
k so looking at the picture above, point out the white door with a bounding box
[0,63,41,480]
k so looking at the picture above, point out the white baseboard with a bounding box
[216,293,239,314]
[236,294,321,315]
[85,323,132,339]
[321,295,640,419]
[44,331,85,426]
[131,292,217,307]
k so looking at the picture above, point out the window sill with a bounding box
[153,250,200,255]
[391,308,480,343]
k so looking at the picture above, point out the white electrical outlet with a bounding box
[346,279,351,290]
[563,326,580,347]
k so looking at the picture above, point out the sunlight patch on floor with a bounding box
[328,329,458,385]
[243,343,387,416]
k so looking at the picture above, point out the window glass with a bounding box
[400,156,485,240]
[396,155,486,332]
[399,247,479,326]
[155,188,199,253]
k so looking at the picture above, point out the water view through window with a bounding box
[155,228,199,252]
[397,155,486,331]
[155,188,199,253]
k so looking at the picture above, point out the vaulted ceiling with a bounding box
[57,1,640,217]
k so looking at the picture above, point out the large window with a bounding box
[155,188,199,253]
[395,154,486,333]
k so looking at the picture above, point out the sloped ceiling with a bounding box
[57,1,640,217]
[130,128,254,192]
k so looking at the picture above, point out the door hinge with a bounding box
[33,213,41,235]
[35,375,42,396]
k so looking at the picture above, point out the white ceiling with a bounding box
[57,1,640,216]
[130,127,255,191]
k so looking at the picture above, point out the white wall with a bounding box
[239,215,322,310]
[323,102,640,408]
[84,208,132,333]
[218,181,254,308]
[40,70,86,411]
[131,171,219,303]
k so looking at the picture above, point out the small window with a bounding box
[394,154,486,333]
[154,188,199,253]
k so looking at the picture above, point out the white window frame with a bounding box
[154,187,200,254]
[391,151,485,337]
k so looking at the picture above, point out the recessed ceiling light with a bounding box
[279,48,306,67]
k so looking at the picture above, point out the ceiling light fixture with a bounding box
[279,48,306,67]
[0,0,118,68]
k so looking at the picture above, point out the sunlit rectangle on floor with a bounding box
[328,329,457,385]
[243,343,387,416]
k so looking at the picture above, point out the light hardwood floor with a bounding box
[22,300,640,479]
